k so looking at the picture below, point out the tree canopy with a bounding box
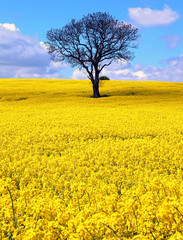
[46,12,140,97]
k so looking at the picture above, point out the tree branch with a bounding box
[99,59,114,72]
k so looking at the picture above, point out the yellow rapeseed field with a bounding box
[0,79,183,240]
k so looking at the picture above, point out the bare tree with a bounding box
[46,12,140,98]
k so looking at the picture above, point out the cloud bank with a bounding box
[1,23,183,82]
[128,5,179,27]
[72,57,183,82]
[0,23,67,78]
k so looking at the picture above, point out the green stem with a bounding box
[7,186,17,229]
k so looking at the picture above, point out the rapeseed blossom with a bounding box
[0,79,183,239]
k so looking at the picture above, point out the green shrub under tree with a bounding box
[99,76,110,80]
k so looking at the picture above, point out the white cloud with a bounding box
[99,61,146,80]
[99,60,132,79]
[71,68,88,80]
[162,35,182,49]
[132,71,146,78]
[0,23,67,78]
[128,5,179,27]
[46,61,67,74]
[101,66,130,78]
[0,23,20,32]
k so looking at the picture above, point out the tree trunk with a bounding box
[92,66,100,98]
[92,80,100,98]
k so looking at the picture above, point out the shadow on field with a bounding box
[124,92,138,96]
[4,97,28,102]
[90,94,111,98]
[89,92,140,98]
[100,94,111,98]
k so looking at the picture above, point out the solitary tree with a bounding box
[46,12,140,98]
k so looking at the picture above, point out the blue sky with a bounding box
[0,0,183,81]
